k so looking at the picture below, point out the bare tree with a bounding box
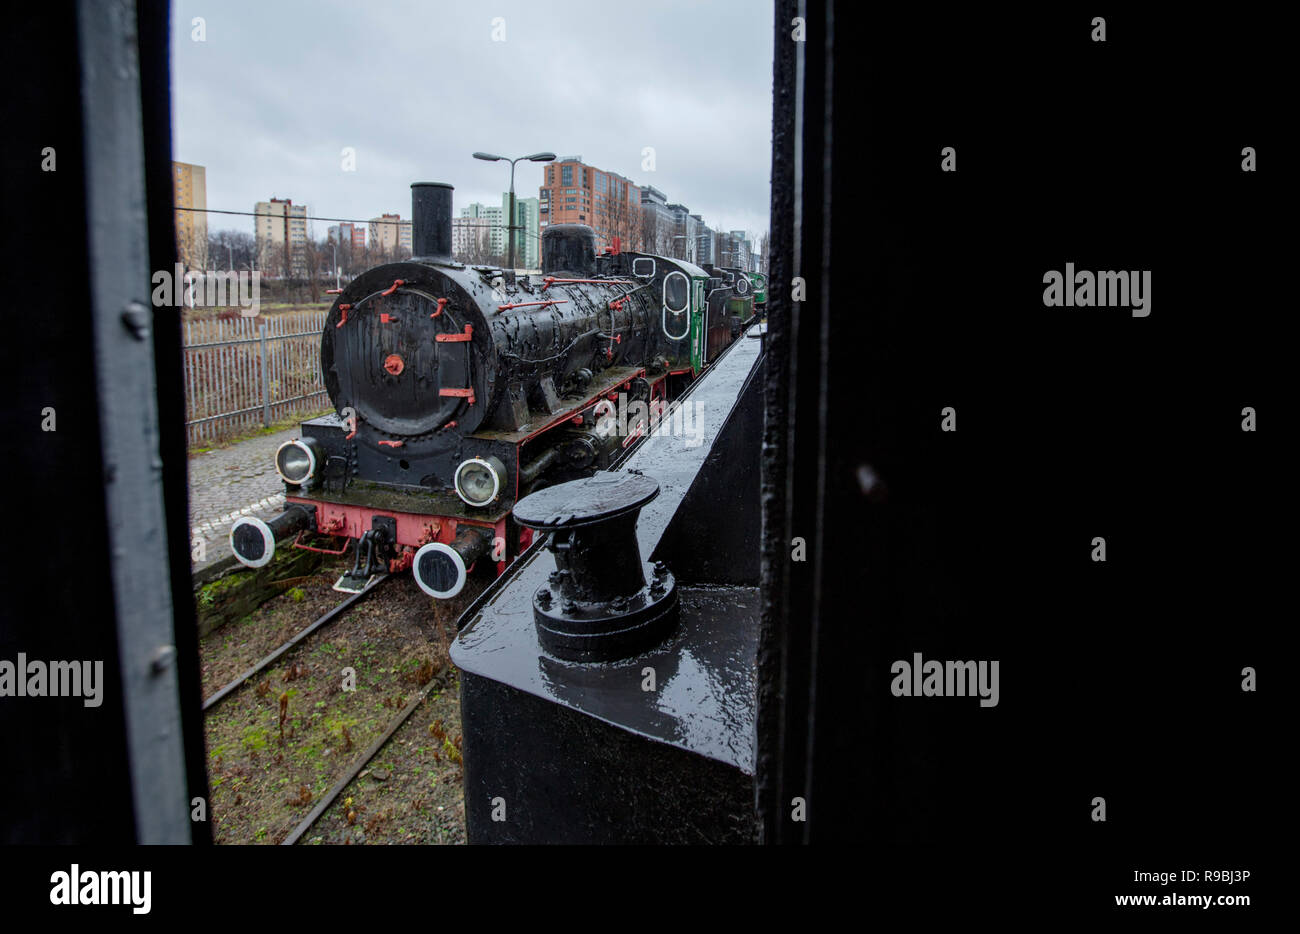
[454,220,494,265]
[602,177,642,252]
[759,230,770,274]
[639,210,676,257]
[639,210,655,256]
[207,229,257,272]
[301,237,324,304]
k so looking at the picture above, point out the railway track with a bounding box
[199,563,465,844]
[202,573,391,711]
[280,678,438,845]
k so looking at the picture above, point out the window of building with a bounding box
[561,165,573,186]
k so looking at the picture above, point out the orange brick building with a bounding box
[539,156,642,252]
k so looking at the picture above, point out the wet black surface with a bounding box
[452,325,764,772]
[457,579,759,771]
[514,472,660,528]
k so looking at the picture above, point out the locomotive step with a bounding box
[332,571,380,595]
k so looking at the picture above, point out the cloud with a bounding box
[171,0,773,241]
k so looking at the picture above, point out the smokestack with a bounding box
[411,182,453,262]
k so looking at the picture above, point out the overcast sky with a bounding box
[170,0,774,244]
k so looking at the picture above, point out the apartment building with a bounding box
[368,213,412,257]
[254,197,309,275]
[539,156,641,252]
[173,162,207,270]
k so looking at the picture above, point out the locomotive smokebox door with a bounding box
[513,473,678,662]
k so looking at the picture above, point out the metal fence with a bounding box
[183,311,329,446]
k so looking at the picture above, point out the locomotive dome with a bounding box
[541,224,597,276]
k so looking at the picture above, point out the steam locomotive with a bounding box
[230,182,756,597]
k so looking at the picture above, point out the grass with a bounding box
[187,407,332,455]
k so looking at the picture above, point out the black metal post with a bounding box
[508,157,518,271]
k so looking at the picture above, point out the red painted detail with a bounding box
[380,313,398,323]
[290,529,350,555]
[430,297,448,319]
[378,439,404,448]
[621,420,646,448]
[345,429,357,441]
[384,354,404,376]
[608,391,619,400]
[389,547,414,574]
[418,523,441,546]
[436,325,474,342]
[497,300,568,311]
[443,420,457,429]
[611,236,621,255]
[319,515,346,535]
[381,278,405,297]
[571,415,583,425]
[541,277,635,290]
[336,304,351,327]
[440,387,476,404]
[284,497,499,554]
[326,288,343,294]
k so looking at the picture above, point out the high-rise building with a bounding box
[638,186,676,254]
[539,157,641,252]
[452,216,487,260]
[254,198,308,275]
[459,203,504,258]
[368,214,411,257]
[728,231,753,271]
[502,193,540,269]
[173,162,207,270]
[694,216,714,265]
[328,222,366,251]
[665,203,699,262]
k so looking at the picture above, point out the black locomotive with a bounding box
[231,181,755,596]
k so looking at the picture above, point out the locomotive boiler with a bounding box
[230,181,754,597]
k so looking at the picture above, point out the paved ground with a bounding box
[188,427,299,573]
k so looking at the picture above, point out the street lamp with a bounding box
[473,151,556,271]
